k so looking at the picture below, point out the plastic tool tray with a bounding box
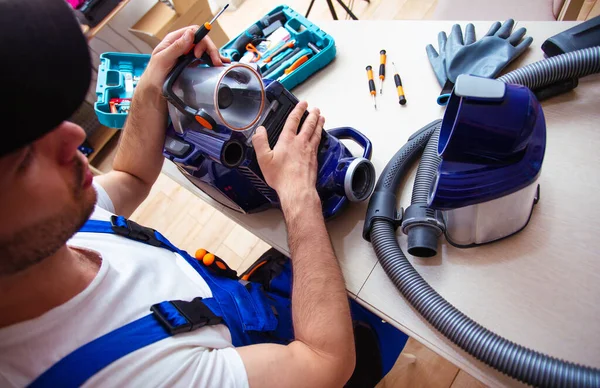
[219,5,336,90]
[95,52,151,128]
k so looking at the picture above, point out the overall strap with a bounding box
[79,216,277,339]
[29,217,283,387]
[28,298,222,388]
[28,216,263,387]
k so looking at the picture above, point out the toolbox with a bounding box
[94,5,335,128]
[219,5,336,90]
[94,52,151,128]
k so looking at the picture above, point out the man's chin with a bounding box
[0,186,98,276]
[79,184,98,226]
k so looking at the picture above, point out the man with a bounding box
[0,0,356,386]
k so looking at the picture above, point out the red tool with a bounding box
[109,98,131,114]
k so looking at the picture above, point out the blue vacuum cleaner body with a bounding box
[162,61,375,219]
[429,75,547,246]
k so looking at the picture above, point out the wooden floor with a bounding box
[126,0,483,386]
[130,174,484,388]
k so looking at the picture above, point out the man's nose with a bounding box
[55,121,87,165]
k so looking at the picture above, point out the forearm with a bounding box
[112,82,167,188]
[282,190,355,368]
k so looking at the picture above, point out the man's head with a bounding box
[0,0,96,275]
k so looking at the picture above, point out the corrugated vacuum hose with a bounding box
[498,46,600,89]
[365,119,600,387]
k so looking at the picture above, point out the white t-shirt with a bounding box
[0,183,249,388]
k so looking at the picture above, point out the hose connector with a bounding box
[401,204,444,258]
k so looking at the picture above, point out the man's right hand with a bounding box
[241,101,355,388]
[251,101,325,211]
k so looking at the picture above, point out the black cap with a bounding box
[0,0,92,157]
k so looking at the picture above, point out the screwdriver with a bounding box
[392,62,407,105]
[181,4,228,63]
[193,3,228,44]
[366,65,377,110]
[379,49,386,94]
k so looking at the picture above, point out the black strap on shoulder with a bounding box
[151,297,223,335]
[110,215,162,247]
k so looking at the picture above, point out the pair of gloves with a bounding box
[426,19,533,104]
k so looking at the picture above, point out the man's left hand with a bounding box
[140,25,230,93]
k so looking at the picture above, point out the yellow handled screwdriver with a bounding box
[366,65,377,110]
[379,49,386,94]
[392,62,407,105]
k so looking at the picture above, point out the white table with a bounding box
[162,20,600,387]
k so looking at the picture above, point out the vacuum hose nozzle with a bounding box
[401,204,444,257]
[343,157,376,202]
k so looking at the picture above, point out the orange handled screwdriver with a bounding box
[195,248,238,279]
[264,40,295,63]
[184,3,228,56]
[366,65,377,110]
[392,62,407,105]
[194,3,228,44]
[379,50,386,94]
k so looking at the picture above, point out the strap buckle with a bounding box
[151,298,223,335]
[110,215,162,247]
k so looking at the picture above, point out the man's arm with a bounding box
[237,103,356,387]
[96,27,227,216]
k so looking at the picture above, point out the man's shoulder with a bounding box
[88,204,114,222]
[93,181,116,214]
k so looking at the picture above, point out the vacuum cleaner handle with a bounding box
[163,52,213,113]
[362,120,440,241]
[326,127,373,160]
[542,15,600,56]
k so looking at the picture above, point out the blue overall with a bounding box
[29,216,407,387]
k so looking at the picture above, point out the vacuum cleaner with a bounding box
[363,46,600,387]
[161,55,376,219]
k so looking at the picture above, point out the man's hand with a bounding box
[140,25,230,93]
[251,101,325,210]
[97,27,229,217]
[240,103,355,388]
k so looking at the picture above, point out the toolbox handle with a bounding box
[327,127,373,160]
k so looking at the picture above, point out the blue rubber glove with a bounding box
[446,19,533,82]
[426,23,476,87]
[426,19,533,105]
